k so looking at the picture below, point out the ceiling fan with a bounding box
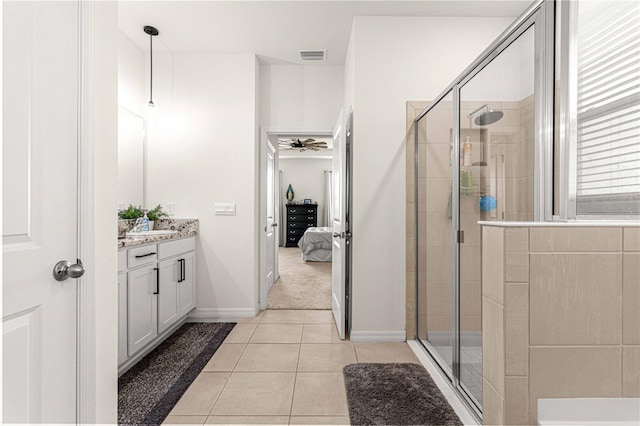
[278,137,328,152]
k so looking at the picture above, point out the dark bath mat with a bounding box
[118,322,235,425]
[343,363,463,426]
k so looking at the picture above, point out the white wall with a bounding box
[117,32,145,207]
[145,52,260,316]
[93,1,118,421]
[280,158,332,226]
[260,64,344,129]
[347,16,514,338]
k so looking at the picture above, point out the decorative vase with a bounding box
[286,184,294,203]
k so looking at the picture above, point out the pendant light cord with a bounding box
[149,32,153,104]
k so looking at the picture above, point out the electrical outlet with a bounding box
[165,202,175,216]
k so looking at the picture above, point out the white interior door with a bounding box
[265,141,277,291]
[332,110,347,339]
[3,1,80,422]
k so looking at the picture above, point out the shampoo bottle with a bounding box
[463,137,473,166]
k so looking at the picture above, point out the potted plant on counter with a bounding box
[146,204,169,230]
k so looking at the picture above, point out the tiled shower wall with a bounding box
[482,225,640,425]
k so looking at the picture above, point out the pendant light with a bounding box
[144,25,159,117]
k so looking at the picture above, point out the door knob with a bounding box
[53,259,85,281]
[272,223,278,227]
[332,232,341,238]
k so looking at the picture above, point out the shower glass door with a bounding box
[458,24,536,407]
[416,90,454,377]
[415,4,544,417]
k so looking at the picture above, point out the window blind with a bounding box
[576,0,640,215]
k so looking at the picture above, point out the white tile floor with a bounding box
[163,310,420,425]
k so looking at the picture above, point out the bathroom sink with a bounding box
[126,230,179,237]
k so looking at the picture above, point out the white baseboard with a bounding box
[187,306,259,323]
[349,330,406,342]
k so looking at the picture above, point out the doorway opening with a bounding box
[260,130,334,312]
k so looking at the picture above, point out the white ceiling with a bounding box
[118,0,533,65]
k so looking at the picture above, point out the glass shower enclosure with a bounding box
[414,1,551,417]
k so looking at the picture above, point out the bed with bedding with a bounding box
[297,227,333,262]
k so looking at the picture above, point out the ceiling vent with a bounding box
[299,50,326,61]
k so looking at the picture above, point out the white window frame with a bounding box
[556,0,640,221]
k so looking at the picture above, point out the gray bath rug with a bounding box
[343,363,462,426]
[118,322,235,425]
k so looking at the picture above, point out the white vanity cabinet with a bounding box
[118,236,196,374]
[157,238,196,334]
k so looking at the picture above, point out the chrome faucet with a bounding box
[130,217,146,232]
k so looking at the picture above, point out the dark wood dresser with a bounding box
[285,204,318,247]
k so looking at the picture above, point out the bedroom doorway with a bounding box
[259,129,336,311]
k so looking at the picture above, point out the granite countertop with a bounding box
[117,218,199,248]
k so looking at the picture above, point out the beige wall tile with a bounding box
[623,346,640,397]
[624,227,640,251]
[529,347,622,425]
[505,228,528,283]
[483,298,505,396]
[406,203,416,238]
[530,253,622,345]
[483,379,505,426]
[505,377,529,425]
[426,247,451,281]
[482,226,504,305]
[505,252,529,283]
[530,227,622,252]
[425,178,451,213]
[426,281,451,317]
[623,253,640,344]
[406,236,416,272]
[426,142,451,178]
[504,228,529,253]
[505,284,529,376]
[460,280,481,317]
[460,245,481,282]
[426,214,452,247]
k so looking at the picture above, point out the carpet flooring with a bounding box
[268,247,332,310]
[343,363,463,426]
[118,322,235,425]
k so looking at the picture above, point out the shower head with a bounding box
[468,104,504,126]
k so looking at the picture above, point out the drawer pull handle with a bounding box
[308,216,314,220]
[135,252,157,258]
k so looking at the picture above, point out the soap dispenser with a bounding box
[141,212,150,232]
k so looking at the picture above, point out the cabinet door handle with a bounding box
[182,259,186,282]
[153,267,159,294]
[177,259,183,283]
[135,252,157,258]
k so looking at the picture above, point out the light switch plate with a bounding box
[215,203,236,216]
[165,202,175,216]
